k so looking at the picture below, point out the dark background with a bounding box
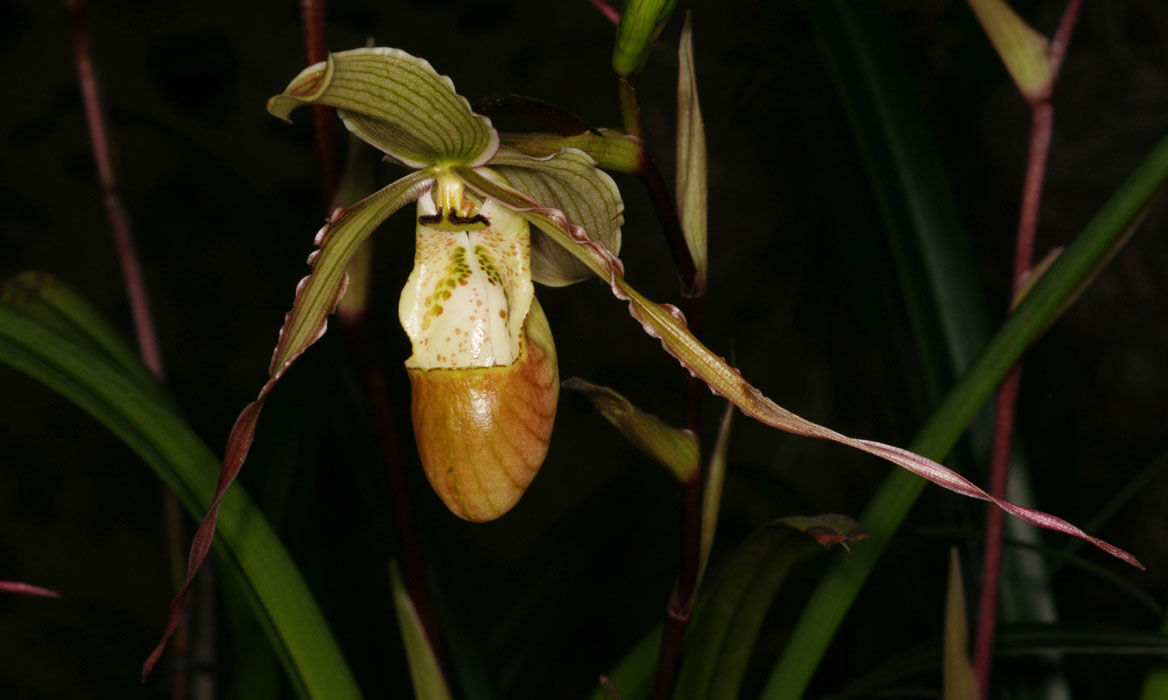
[1,0,1166,698]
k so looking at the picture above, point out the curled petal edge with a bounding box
[455,166,1143,570]
[142,171,432,679]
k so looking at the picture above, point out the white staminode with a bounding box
[399,190,533,369]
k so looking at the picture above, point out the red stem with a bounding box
[66,4,214,697]
[337,316,445,666]
[301,0,339,210]
[1049,0,1083,76]
[973,1,1075,685]
[66,0,164,379]
[297,0,441,664]
[631,83,707,699]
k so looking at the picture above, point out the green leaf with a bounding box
[965,0,1053,101]
[268,47,499,168]
[698,401,734,588]
[674,524,803,700]
[675,13,707,291]
[587,625,662,700]
[612,0,678,78]
[563,377,699,482]
[0,289,362,700]
[832,625,1168,700]
[944,548,977,700]
[1140,605,1168,699]
[500,129,645,174]
[490,148,624,286]
[590,516,859,700]
[456,165,1141,568]
[787,1,1062,696]
[139,170,431,672]
[1,271,157,393]
[760,128,1168,700]
[390,562,452,700]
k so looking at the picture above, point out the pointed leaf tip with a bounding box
[943,548,978,700]
[777,514,869,551]
[966,0,1053,100]
[565,377,698,482]
[676,13,708,290]
[390,562,453,700]
[459,165,1142,570]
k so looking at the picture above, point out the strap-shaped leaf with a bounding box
[456,166,1142,570]
[698,401,734,588]
[0,296,362,698]
[676,517,853,700]
[390,562,452,700]
[2,271,160,398]
[676,14,708,291]
[563,377,698,482]
[268,48,499,169]
[145,170,431,676]
[490,149,624,286]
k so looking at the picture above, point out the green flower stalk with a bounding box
[142,45,1141,679]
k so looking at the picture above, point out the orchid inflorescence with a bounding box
[142,45,1140,679]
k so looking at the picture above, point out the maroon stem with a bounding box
[638,151,701,296]
[66,0,164,379]
[66,3,211,697]
[650,297,705,700]
[301,0,338,210]
[337,316,444,665]
[973,4,1073,685]
[297,0,441,662]
[627,87,707,700]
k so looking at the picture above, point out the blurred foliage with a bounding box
[1,1,1167,698]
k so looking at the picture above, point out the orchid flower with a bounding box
[143,45,1139,679]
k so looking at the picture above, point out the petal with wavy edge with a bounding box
[268,48,499,169]
[143,171,432,678]
[491,148,624,286]
[455,166,1142,569]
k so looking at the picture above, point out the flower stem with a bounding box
[637,149,700,295]
[337,316,444,667]
[66,3,211,697]
[620,76,709,700]
[66,0,163,379]
[301,0,339,210]
[297,0,442,666]
[973,2,1081,692]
